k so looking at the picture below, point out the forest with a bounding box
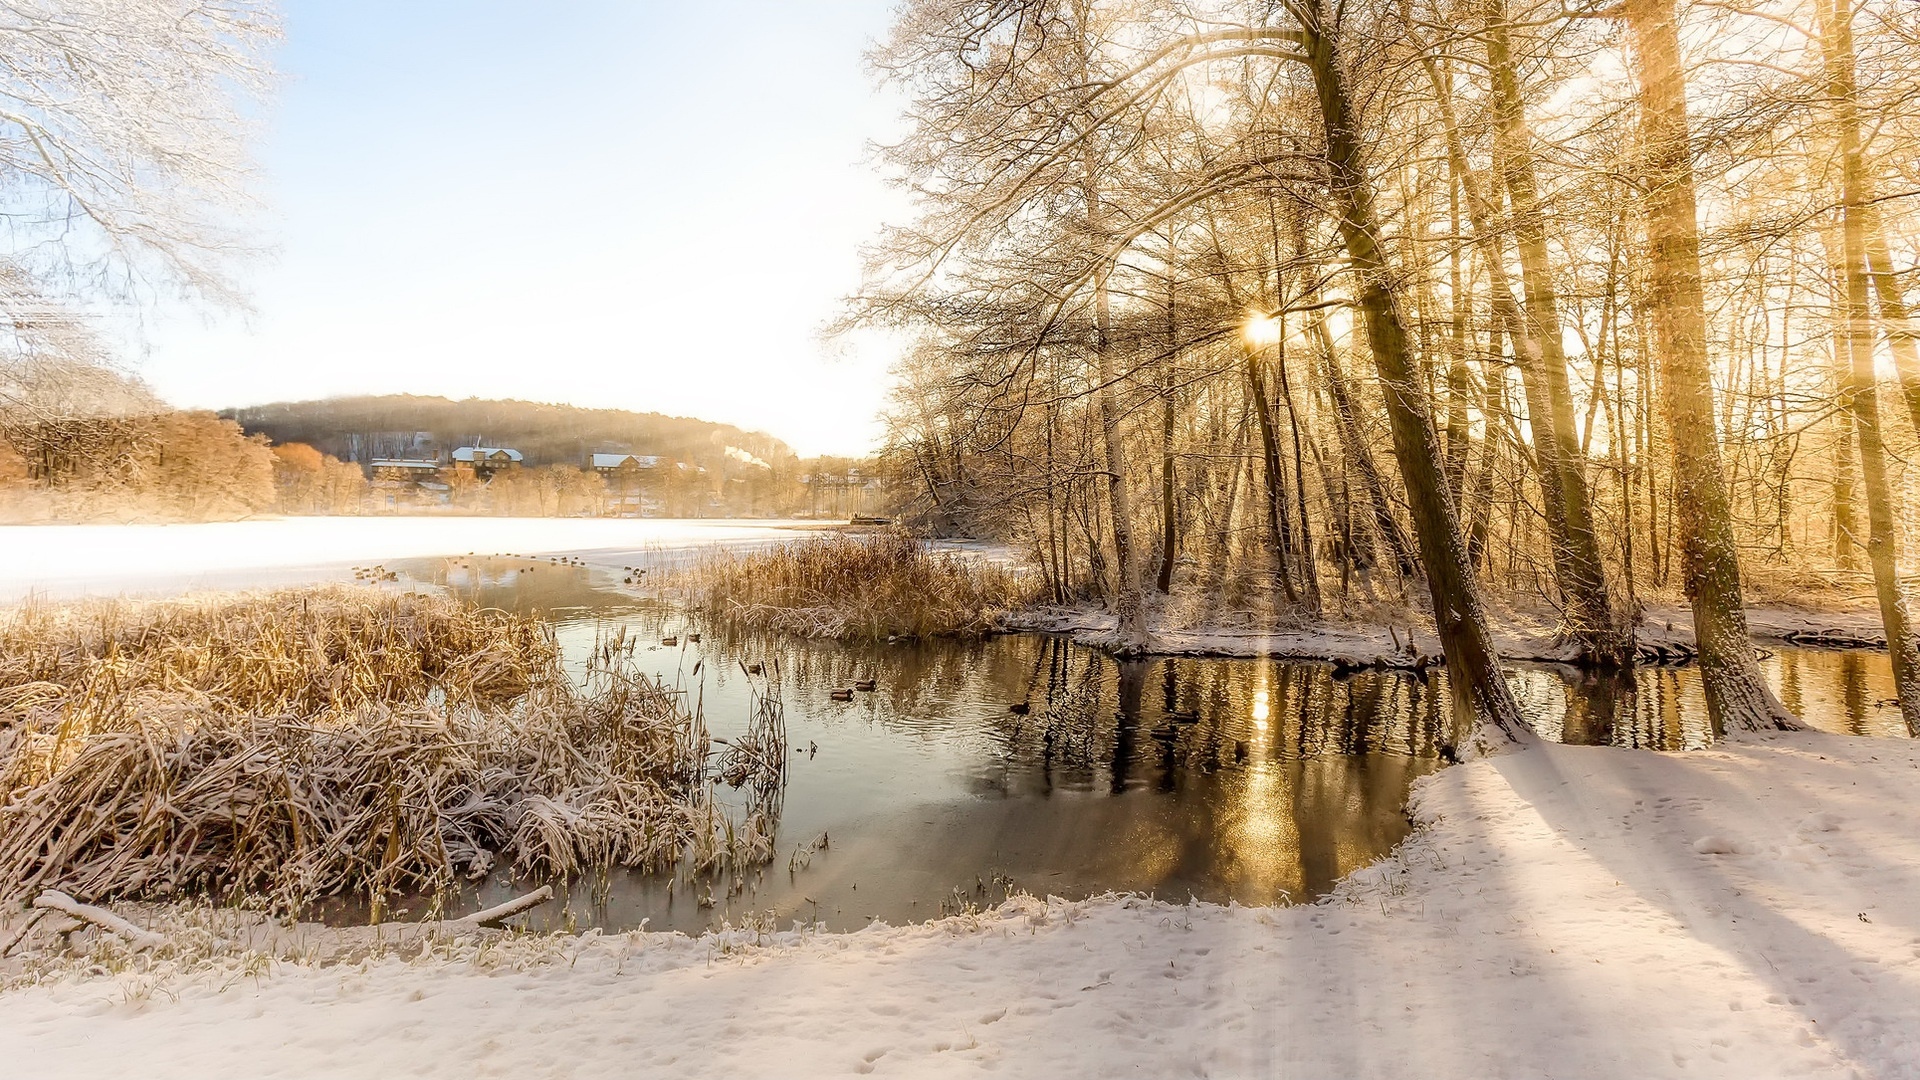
[859,0,1920,740]
[0,369,868,520]
[226,394,798,476]
[0,357,279,522]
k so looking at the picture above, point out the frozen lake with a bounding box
[0,515,824,599]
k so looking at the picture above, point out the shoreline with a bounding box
[5,729,1914,1077]
[1004,601,1892,669]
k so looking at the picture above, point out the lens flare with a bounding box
[1243,313,1281,347]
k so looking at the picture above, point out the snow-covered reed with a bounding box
[672,531,1041,640]
[0,587,733,912]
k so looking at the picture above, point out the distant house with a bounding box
[369,458,442,482]
[369,458,447,510]
[590,452,661,475]
[451,446,524,480]
[591,453,663,515]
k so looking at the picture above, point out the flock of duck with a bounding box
[652,630,880,701]
[434,551,1042,719]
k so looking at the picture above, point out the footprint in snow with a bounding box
[1796,812,1842,835]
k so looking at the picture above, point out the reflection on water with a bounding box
[1512,648,1910,749]
[397,556,1909,933]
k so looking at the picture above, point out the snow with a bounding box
[1016,600,1891,665]
[7,731,1919,1078]
[0,516,824,599]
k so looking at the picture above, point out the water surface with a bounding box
[381,555,1909,934]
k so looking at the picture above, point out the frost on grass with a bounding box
[0,587,777,913]
[7,735,1920,1079]
[671,531,1043,640]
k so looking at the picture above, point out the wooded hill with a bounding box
[223,395,797,471]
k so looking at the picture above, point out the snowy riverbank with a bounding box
[1,518,1881,665]
[1018,599,1890,666]
[7,729,1917,1078]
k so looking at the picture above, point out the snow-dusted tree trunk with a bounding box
[1625,0,1797,733]
[1313,316,1417,584]
[1865,223,1920,439]
[1421,43,1625,666]
[1817,0,1920,736]
[1093,263,1149,654]
[1301,4,1524,742]
[1074,0,1148,656]
[1245,340,1303,607]
[1482,3,1630,667]
[1157,287,1180,595]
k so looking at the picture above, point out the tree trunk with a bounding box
[1085,252,1145,649]
[1625,0,1797,732]
[1276,331,1323,612]
[1825,226,1863,570]
[1315,316,1419,582]
[1303,10,1524,740]
[1864,217,1920,438]
[1246,343,1302,605]
[1202,419,1250,595]
[1420,37,1624,662]
[1158,286,1179,594]
[1818,0,1920,735]
[1443,151,1474,503]
[1468,319,1505,570]
[1483,5,1630,665]
[1074,5,1147,654]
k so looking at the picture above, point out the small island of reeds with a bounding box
[672,532,1042,640]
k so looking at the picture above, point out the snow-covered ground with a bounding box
[0,516,824,599]
[7,730,1917,1078]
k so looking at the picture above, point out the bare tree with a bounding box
[1622,0,1797,732]
[0,0,279,313]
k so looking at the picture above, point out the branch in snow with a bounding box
[452,886,554,930]
[31,889,165,951]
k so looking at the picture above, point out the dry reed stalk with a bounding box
[669,532,1041,640]
[0,586,770,913]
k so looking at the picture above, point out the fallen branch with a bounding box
[1781,628,1884,649]
[1329,652,1443,676]
[32,890,165,951]
[452,886,554,929]
[0,907,49,958]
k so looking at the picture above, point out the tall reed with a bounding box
[0,587,766,912]
[672,532,1041,640]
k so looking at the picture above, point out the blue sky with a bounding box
[139,0,905,457]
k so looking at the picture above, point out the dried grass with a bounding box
[673,532,1042,640]
[0,587,767,913]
